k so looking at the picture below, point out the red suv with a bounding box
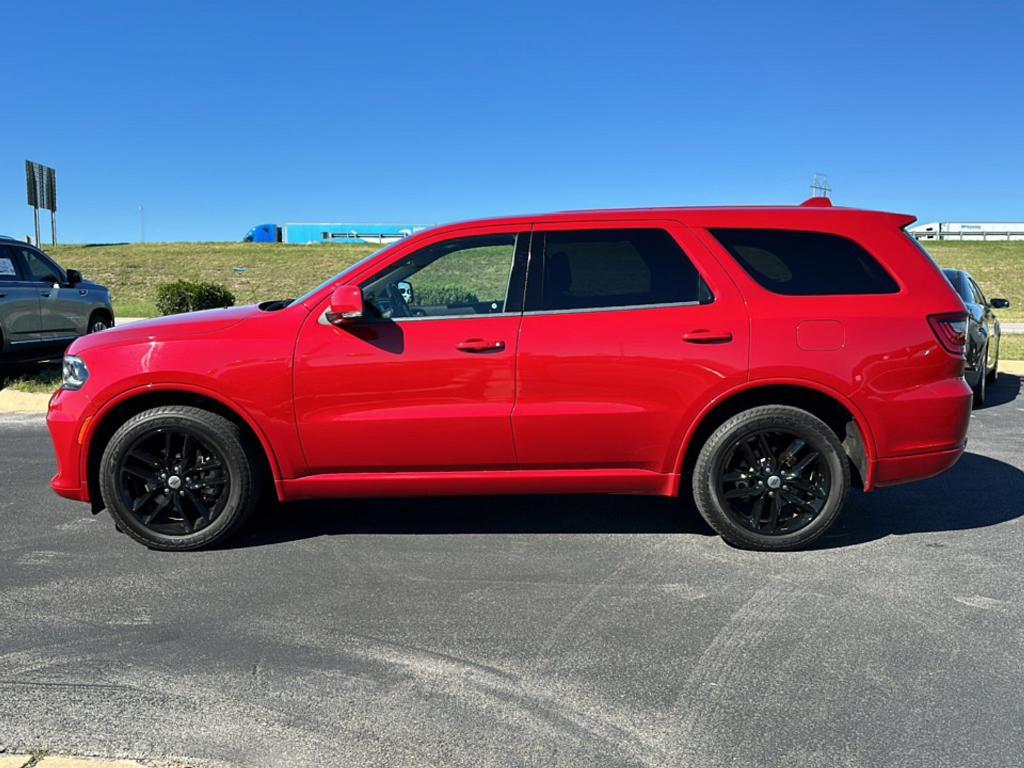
[47,201,972,551]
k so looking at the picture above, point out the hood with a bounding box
[69,304,262,355]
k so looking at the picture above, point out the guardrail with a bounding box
[911,232,1024,241]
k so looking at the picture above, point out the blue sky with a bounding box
[1,0,1021,243]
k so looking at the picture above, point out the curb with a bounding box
[1002,360,1024,376]
[0,389,51,414]
[0,758,185,768]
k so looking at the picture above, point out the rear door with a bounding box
[0,244,43,346]
[512,220,749,474]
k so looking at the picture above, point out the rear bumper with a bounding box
[872,443,966,488]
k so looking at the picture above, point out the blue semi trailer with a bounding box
[244,222,426,245]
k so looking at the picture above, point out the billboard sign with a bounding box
[26,160,57,212]
[25,160,58,245]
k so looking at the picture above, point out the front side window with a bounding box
[361,234,518,319]
[711,229,898,296]
[14,247,62,283]
[532,228,705,312]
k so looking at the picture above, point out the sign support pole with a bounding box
[34,206,41,246]
[51,210,57,246]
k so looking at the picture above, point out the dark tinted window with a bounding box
[711,229,899,296]
[534,228,705,311]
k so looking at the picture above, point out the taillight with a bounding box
[928,313,968,355]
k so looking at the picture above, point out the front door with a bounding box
[11,245,77,339]
[0,245,42,345]
[512,220,749,474]
[293,229,528,475]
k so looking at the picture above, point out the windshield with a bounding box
[289,241,401,307]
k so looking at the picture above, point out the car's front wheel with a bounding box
[692,405,850,551]
[88,311,112,334]
[98,406,261,550]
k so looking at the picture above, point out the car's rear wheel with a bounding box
[986,338,999,385]
[972,343,987,408]
[99,406,260,550]
[88,311,112,334]
[692,405,850,551]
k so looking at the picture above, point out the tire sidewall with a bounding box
[99,410,254,550]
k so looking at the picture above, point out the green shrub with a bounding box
[414,284,478,306]
[155,280,236,315]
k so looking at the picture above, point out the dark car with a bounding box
[0,236,114,366]
[943,268,1010,406]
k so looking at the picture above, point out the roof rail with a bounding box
[800,197,833,208]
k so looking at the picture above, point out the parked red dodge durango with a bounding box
[47,200,973,551]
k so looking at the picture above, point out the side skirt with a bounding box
[279,469,676,501]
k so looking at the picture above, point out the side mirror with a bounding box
[990,297,1010,309]
[326,284,364,326]
[66,269,83,287]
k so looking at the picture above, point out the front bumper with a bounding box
[47,387,91,502]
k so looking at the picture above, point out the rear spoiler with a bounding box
[800,197,916,228]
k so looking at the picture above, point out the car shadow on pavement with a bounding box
[977,372,1021,409]
[235,493,714,547]
[817,451,1024,548]
[232,449,1024,550]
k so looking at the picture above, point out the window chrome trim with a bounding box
[317,311,520,325]
[522,299,705,317]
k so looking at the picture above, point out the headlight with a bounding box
[62,355,90,390]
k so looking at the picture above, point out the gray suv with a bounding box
[0,237,114,364]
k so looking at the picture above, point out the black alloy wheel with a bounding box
[118,427,229,536]
[717,429,830,536]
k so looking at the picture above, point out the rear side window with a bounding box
[533,228,705,312]
[711,229,899,296]
[0,245,21,281]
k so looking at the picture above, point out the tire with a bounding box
[692,405,850,551]
[986,338,999,385]
[972,346,987,408]
[88,311,112,334]
[98,406,261,550]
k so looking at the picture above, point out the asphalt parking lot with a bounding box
[1,376,1023,768]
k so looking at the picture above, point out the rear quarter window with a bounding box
[710,229,899,296]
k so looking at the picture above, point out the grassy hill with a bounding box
[46,238,1024,322]
[49,242,381,317]
[923,240,1023,322]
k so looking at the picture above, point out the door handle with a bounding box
[456,338,506,353]
[683,329,733,344]
[39,291,51,298]
[0,293,5,298]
